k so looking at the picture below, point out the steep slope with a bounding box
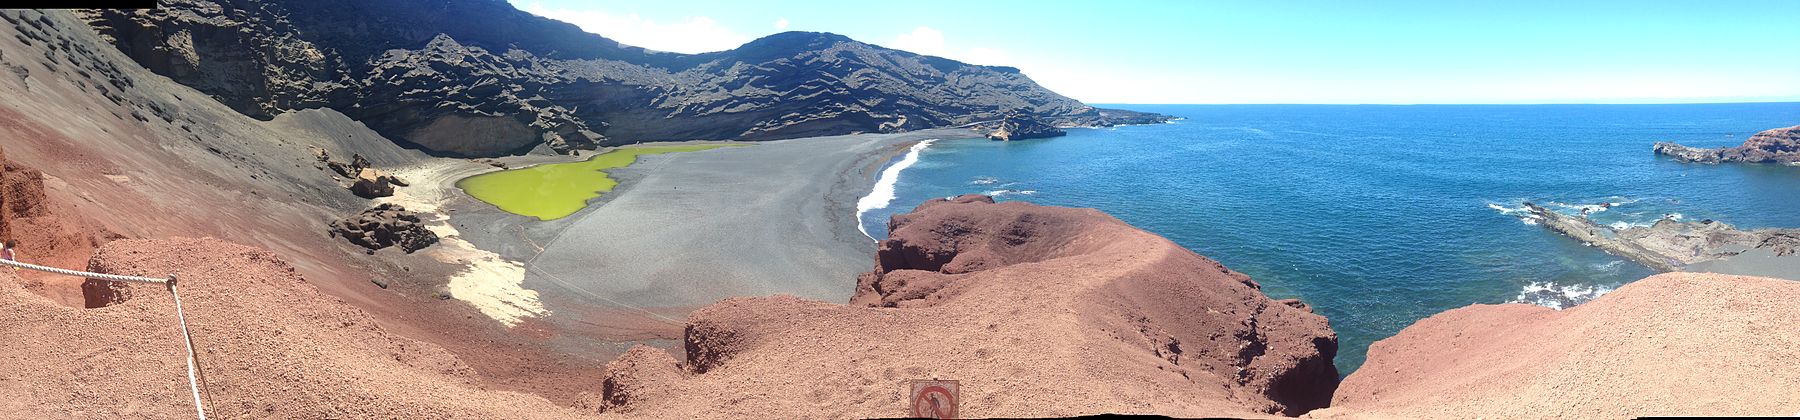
[1653,124,1800,165]
[78,0,1166,157]
[1,9,612,402]
[0,238,583,418]
[1318,273,1800,419]
[589,195,1339,418]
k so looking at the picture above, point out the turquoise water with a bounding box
[858,103,1800,373]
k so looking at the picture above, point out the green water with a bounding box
[458,145,737,220]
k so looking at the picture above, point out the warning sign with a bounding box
[908,379,959,419]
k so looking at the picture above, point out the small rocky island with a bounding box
[1653,124,1800,165]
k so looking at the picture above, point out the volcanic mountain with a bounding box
[78,0,1167,157]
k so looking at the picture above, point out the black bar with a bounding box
[2,0,157,9]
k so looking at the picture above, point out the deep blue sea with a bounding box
[856,103,1800,373]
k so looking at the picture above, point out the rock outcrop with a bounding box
[1653,125,1800,165]
[0,145,49,243]
[588,195,1338,418]
[1319,272,1800,418]
[1522,202,1799,272]
[77,0,1168,156]
[312,147,406,198]
[980,113,1067,141]
[328,203,438,253]
[0,238,583,418]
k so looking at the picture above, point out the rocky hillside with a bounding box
[1653,124,1800,165]
[78,0,1169,157]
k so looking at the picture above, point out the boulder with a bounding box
[349,168,395,198]
[328,203,438,253]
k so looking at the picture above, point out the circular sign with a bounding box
[911,384,957,419]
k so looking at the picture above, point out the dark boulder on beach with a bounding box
[1653,124,1800,165]
[328,203,438,253]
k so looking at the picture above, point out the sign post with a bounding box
[907,379,959,419]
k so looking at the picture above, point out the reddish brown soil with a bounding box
[0,145,120,307]
[1316,272,1800,419]
[588,195,1337,418]
[0,237,586,418]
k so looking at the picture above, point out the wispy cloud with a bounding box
[774,17,790,30]
[889,26,1011,66]
[517,1,749,53]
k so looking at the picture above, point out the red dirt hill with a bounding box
[0,237,582,418]
[1317,272,1800,418]
[588,195,1339,418]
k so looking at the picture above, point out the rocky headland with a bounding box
[76,0,1172,157]
[1653,124,1800,165]
[979,113,1067,141]
[1521,202,1799,274]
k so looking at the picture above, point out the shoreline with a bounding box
[854,139,937,240]
[437,128,974,357]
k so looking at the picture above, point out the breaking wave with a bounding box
[855,139,936,240]
[984,189,1037,197]
[1515,281,1614,310]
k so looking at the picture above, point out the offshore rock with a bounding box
[1653,124,1800,165]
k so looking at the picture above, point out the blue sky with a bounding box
[511,0,1800,104]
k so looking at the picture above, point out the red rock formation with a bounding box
[591,195,1338,418]
[1319,272,1800,418]
[0,145,49,243]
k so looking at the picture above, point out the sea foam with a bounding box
[1515,281,1614,310]
[855,139,936,240]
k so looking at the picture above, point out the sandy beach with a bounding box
[428,129,973,351]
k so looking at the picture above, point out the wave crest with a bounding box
[855,139,936,240]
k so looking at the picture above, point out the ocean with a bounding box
[855,102,1800,373]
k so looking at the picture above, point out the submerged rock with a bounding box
[1653,124,1800,165]
[328,203,438,253]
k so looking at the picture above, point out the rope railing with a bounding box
[0,257,209,420]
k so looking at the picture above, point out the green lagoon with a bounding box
[457,144,736,220]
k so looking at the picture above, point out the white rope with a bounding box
[1,257,207,419]
[0,257,167,284]
[167,277,208,420]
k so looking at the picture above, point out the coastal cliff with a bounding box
[1653,125,1800,165]
[591,195,1339,417]
[76,0,1172,156]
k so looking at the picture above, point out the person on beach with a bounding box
[2,240,16,269]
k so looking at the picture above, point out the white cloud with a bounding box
[774,17,790,30]
[517,1,749,53]
[891,26,948,57]
[889,26,1012,67]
